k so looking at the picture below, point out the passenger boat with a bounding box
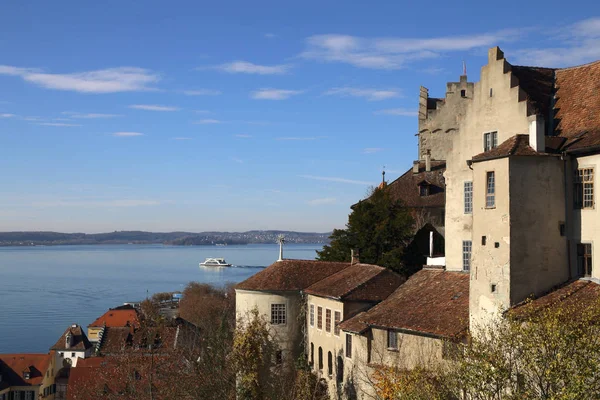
[199,258,232,267]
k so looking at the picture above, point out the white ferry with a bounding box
[199,258,232,267]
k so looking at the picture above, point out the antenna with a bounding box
[277,234,285,262]
[382,165,386,184]
[462,60,467,76]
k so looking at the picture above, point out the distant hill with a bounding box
[0,230,332,246]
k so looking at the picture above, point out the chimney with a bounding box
[65,332,73,349]
[412,161,420,174]
[425,150,431,172]
[528,114,545,152]
[351,249,360,265]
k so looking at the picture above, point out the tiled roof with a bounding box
[338,311,369,334]
[0,353,51,389]
[510,279,600,319]
[345,269,469,339]
[555,61,600,151]
[51,324,93,351]
[97,326,180,354]
[236,259,351,291]
[97,327,132,354]
[385,161,446,209]
[88,306,139,328]
[472,134,542,162]
[511,65,556,117]
[305,263,404,302]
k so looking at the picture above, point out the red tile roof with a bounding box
[337,311,369,334]
[343,269,469,339]
[472,134,543,162]
[51,325,93,352]
[383,161,446,209]
[88,307,139,328]
[511,65,556,117]
[0,353,51,389]
[304,263,405,302]
[236,259,351,291]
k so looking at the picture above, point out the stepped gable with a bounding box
[50,324,92,351]
[385,161,446,209]
[343,269,469,339]
[89,305,139,329]
[472,134,542,162]
[304,263,405,302]
[236,259,351,291]
[0,354,51,389]
[97,327,132,354]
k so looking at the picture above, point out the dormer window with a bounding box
[418,180,432,197]
[23,369,31,380]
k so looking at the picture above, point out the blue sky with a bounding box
[0,1,598,233]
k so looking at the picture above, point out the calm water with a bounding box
[0,243,321,353]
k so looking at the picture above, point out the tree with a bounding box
[317,186,416,275]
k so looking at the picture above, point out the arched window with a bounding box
[310,342,314,366]
[327,351,333,376]
[318,347,323,370]
[336,356,344,382]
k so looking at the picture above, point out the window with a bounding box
[345,334,352,358]
[334,311,341,336]
[327,352,333,376]
[318,347,323,370]
[464,181,473,214]
[577,243,593,277]
[483,131,498,152]
[310,343,314,366]
[387,330,398,350]
[575,168,594,209]
[486,171,495,208]
[419,184,430,196]
[309,304,314,327]
[325,309,332,333]
[336,356,344,382]
[460,89,466,97]
[491,283,497,293]
[270,303,286,325]
[71,352,76,357]
[463,240,472,272]
[482,236,487,246]
[317,306,323,330]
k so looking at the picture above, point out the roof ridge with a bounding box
[556,59,600,71]
[340,267,390,299]
[512,280,592,313]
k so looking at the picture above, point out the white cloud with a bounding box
[324,87,401,101]
[231,157,244,164]
[235,134,252,138]
[182,89,222,96]
[0,66,159,93]
[301,30,521,69]
[299,175,373,185]
[129,104,179,112]
[62,112,121,119]
[173,137,192,140]
[276,137,320,141]
[0,113,15,118]
[363,147,384,154]
[308,197,337,206]
[251,88,302,100]
[112,132,144,137]
[216,61,290,75]
[264,33,277,39]
[374,108,418,116]
[38,122,82,127]
[194,119,221,124]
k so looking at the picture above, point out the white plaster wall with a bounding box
[54,350,88,368]
[370,328,444,370]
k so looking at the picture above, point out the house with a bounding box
[235,259,351,364]
[303,262,405,395]
[50,325,93,368]
[0,353,56,400]
[87,305,139,344]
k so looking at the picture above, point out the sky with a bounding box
[0,1,599,233]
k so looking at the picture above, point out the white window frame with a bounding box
[486,171,495,208]
[334,311,341,336]
[345,334,352,358]
[387,330,398,350]
[317,306,323,330]
[464,181,473,214]
[463,240,472,272]
[575,167,595,209]
[325,308,332,333]
[270,303,286,325]
[309,304,314,327]
[483,131,498,152]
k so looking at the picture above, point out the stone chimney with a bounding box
[413,161,420,174]
[528,114,545,152]
[65,332,73,349]
[351,249,360,265]
[425,150,432,172]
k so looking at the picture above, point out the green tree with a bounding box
[317,186,416,275]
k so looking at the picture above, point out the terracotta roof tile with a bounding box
[88,306,139,328]
[51,325,93,352]
[347,269,469,338]
[385,161,446,209]
[97,327,132,354]
[0,353,51,389]
[472,134,542,162]
[338,311,369,334]
[236,259,351,291]
[511,65,556,117]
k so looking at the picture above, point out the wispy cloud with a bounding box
[0,66,160,93]
[324,87,401,101]
[231,157,244,164]
[194,119,221,124]
[299,175,373,185]
[363,147,384,154]
[234,134,253,138]
[38,122,82,127]
[215,61,290,75]
[251,88,302,100]
[308,197,337,206]
[514,17,600,66]
[264,33,277,39]
[276,136,322,141]
[374,108,418,116]
[182,89,221,96]
[0,113,15,118]
[173,137,192,140]
[62,111,122,119]
[112,131,144,137]
[129,104,179,112]
[301,30,521,69]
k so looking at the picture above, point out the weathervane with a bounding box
[277,234,286,262]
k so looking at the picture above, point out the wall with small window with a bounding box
[370,328,445,370]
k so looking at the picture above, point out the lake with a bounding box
[0,243,321,354]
